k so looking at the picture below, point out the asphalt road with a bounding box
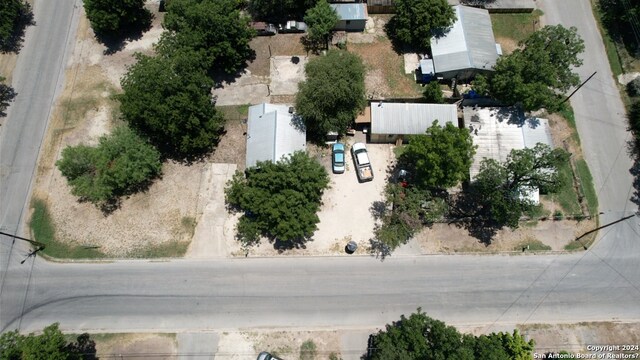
[2,0,640,336]
[0,0,80,329]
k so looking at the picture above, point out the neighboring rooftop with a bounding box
[371,102,458,134]
[330,3,368,21]
[463,106,553,180]
[246,103,306,168]
[430,5,500,74]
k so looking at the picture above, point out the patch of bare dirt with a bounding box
[247,34,309,77]
[415,217,595,253]
[95,333,177,359]
[519,322,640,355]
[495,36,519,55]
[209,120,247,171]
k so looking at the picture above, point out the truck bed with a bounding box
[357,165,373,181]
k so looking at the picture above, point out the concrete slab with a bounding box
[187,163,237,258]
[403,53,420,75]
[212,70,270,106]
[269,55,307,96]
[177,332,219,360]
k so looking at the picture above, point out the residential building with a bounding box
[369,102,458,143]
[246,103,306,168]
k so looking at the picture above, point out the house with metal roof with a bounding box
[330,3,368,32]
[246,103,306,168]
[463,106,554,204]
[423,5,501,81]
[369,102,458,143]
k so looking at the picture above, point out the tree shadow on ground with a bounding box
[95,10,154,55]
[65,333,97,360]
[0,2,35,54]
[273,237,309,252]
[447,186,501,245]
[210,49,258,89]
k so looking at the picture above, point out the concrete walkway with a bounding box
[186,163,237,258]
[177,332,219,360]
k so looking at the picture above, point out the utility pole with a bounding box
[574,212,637,244]
[559,71,597,106]
[0,231,46,263]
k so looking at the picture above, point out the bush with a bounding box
[300,340,317,360]
[56,127,162,205]
[422,81,445,103]
[628,77,640,98]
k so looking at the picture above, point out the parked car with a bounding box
[251,22,277,36]
[351,142,373,182]
[279,20,307,33]
[332,143,346,174]
[257,352,283,360]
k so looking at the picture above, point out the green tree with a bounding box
[367,309,534,360]
[159,0,255,76]
[475,25,585,112]
[0,75,17,117]
[83,0,152,36]
[0,323,96,360]
[629,100,640,150]
[56,126,162,205]
[296,50,366,139]
[376,184,447,250]
[304,0,339,48]
[225,151,330,245]
[471,143,569,229]
[249,0,319,23]
[401,121,476,189]
[0,0,33,53]
[385,0,456,51]
[422,81,445,104]
[119,53,224,156]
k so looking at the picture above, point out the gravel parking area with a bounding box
[307,139,395,254]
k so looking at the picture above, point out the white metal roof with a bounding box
[246,103,306,168]
[370,102,458,135]
[330,3,367,21]
[430,5,499,74]
[463,107,554,180]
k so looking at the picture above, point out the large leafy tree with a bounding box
[225,151,330,245]
[83,0,152,36]
[249,0,319,23]
[0,0,33,53]
[159,0,255,76]
[599,0,640,52]
[401,121,476,189]
[0,76,17,117]
[296,50,366,139]
[56,126,162,205]
[470,143,570,229]
[385,0,456,52]
[119,53,225,156]
[304,0,339,48]
[0,323,96,360]
[474,25,585,112]
[366,309,534,360]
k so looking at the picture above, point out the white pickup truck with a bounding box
[351,142,373,182]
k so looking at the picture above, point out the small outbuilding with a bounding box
[429,5,501,81]
[330,3,368,32]
[246,103,306,168]
[370,102,458,143]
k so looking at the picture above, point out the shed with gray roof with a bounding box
[330,3,368,31]
[428,5,501,81]
[246,103,306,168]
[370,102,458,143]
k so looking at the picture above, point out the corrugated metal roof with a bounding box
[371,103,458,134]
[246,103,306,168]
[431,5,499,74]
[330,3,367,21]
[464,107,553,180]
